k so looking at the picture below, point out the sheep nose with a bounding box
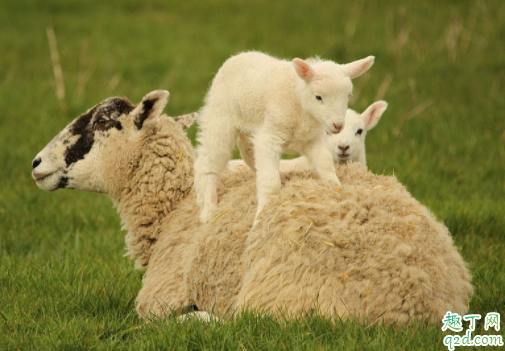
[333,123,343,133]
[32,157,42,169]
[338,145,350,151]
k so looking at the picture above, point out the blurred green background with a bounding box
[1,0,504,349]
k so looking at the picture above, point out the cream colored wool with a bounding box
[116,117,195,267]
[33,92,473,326]
[137,160,472,326]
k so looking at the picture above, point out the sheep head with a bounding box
[292,56,374,135]
[327,100,388,165]
[32,90,195,196]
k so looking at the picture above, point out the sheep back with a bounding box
[137,162,472,326]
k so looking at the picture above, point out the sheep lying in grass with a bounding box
[194,51,375,223]
[229,100,388,173]
[33,91,473,326]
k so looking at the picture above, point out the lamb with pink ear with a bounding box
[229,100,388,174]
[194,51,374,224]
[328,100,388,168]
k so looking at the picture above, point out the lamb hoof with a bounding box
[323,173,341,187]
[253,205,265,228]
[200,204,218,223]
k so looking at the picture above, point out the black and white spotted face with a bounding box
[32,90,180,193]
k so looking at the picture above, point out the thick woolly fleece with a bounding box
[114,117,195,268]
[127,123,472,325]
[33,92,472,326]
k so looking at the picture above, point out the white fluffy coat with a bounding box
[229,100,388,173]
[194,51,375,222]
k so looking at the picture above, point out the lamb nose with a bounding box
[339,145,349,151]
[32,157,42,169]
[333,123,343,133]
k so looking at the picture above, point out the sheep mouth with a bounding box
[33,172,53,182]
[325,122,344,134]
[328,125,343,134]
[337,153,350,159]
[32,170,58,182]
[32,169,66,191]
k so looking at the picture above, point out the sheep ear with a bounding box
[173,112,197,131]
[132,90,170,129]
[343,56,375,79]
[292,58,315,83]
[361,100,387,130]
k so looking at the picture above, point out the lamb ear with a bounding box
[173,112,197,131]
[133,90,170,129]
[292,58,315,83]
[361,100,387,130]
[343,56,375,79]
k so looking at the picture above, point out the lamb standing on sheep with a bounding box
[230,100,388,173]
[33,91,473,326]
[194,51,375,222]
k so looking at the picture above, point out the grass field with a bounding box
[1,0,504,349]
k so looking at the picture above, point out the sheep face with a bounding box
[328,101,387,163]
[293,56,375,134]
[32,90,171,194]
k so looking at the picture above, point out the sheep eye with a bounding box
[315,95,323,101]
[94,118,109,129]
[356,129,363,135]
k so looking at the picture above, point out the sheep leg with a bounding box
[237,133,256,172]
[252,129,284,224]
[303,137,341,186]
[194,108,238,223]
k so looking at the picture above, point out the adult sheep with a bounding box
[32,90,473,326]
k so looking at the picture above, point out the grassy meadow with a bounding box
[1,0,504,349]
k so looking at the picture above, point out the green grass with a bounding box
[1,0,504,349]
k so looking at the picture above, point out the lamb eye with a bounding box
[315,95,323,101]
[356,129,363,135]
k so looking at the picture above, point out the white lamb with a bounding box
[228,100,388,174]
[194,51,375,222]
[328,100,387,167]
